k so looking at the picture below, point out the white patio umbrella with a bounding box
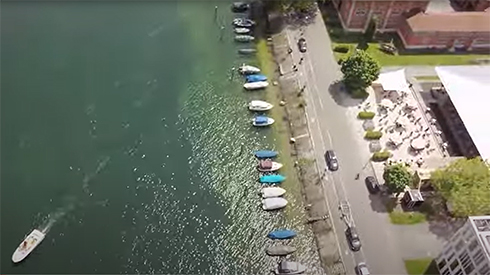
[411,138,426,150]
[380,98,394,109]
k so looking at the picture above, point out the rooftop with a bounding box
[469,216,490,261]
[435,66,490,162]
[406,11,490,32]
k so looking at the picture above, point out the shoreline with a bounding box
[254,14,347,275]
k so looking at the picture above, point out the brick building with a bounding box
[332,0,430,32]
[397,11,490,50]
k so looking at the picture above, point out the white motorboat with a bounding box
[261,187,286,198]
[274,261,307,274]
[262,197,288,210]
[253,116,274,127]
[235,35,255,42]
[248,100,273,111]
[12,229,46,263]
[258,160,283,172]
[234,27,250,34]
[238,64,260,74]
[244,81,269,90]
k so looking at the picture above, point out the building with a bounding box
[452,0,490,11]
[332,0,430,32]
[436,216,490,275]
[397,11,490,50]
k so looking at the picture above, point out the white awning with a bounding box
[435,65,490,161]
[375,69,409,91]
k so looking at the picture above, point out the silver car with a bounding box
[356,262,370,275]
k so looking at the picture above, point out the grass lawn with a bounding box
[332,42,490,66]
[389,210,427,225]
[405,258,440,275]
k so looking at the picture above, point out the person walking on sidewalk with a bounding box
[299,57,304,64]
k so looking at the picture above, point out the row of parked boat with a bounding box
[231,5,306,273]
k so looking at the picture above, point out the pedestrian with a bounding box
[294,67,298,72]
[302,85,306,91]
[287,47,293,54]
[299,57,304,64]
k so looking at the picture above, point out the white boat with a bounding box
[249,100,273,111]
[238,64,260,74]
[12,229,46,263]
[261,187,286,198]
[234,27,250,34]
[253,116,274,127]
[244,81,269,90]
[235,35,255,42]
[258,159,283,172]
[262,197,288,210]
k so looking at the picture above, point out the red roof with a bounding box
[406,11,490,32]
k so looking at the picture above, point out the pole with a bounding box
[214,6,218,22]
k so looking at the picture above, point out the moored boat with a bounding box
[12,229,46,263]
[233,18,255,28]
[261,187,286,198]
[267,229,297,240]
[254,150,278,159]
[248,100,273,111]
[235,35,255,42]
[257,159,283,172]
[238,48,257,55]
[266,245,297,256]
[246,74,267,83]
[274,261,307,275]
[244,81,268,90]
[231,2,249,13]
[260,174,286,184]
[234,27,250,34]
[253,116,274,127]
[238,64,260,74]
[262,197,288,210]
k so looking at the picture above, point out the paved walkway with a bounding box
[279,7,445,275]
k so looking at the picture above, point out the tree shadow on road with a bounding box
[368,193,394,213]
[328,81,365,107]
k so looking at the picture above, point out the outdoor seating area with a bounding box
[367,69,445,170]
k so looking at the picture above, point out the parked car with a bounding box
[297,38,307,53]
[364,176,380,194]
[355,262,370,275]
[324,150,339,171]
[345,226,361,251]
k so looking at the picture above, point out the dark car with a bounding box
[364,176,380,194]
[345,226,361,251]
[325,150,339,171]
[298,38,307,53]
[231,2,249,13]
[355,262,370,275]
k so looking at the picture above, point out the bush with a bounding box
[372,150,391,162]
[333,45,350,53]
[364,130,383,140]
[357,111,375,120]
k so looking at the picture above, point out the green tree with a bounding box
[431,157,490,217]
[363,15,378,42]
[383,164,412,196]
[289,0,316,13]
[340,49,381,96]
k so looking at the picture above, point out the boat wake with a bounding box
[38,203,75,234]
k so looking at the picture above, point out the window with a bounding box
[441,268,451,275]
[459,252,470,267]
[455,239,465,250]
[468,239,478,251]
[438,259,447,270]
[391,8,401,15]
[473,250,485,266]
[355,9,366,16]
[450,259,459,271]
[464,263,474,274]
[454,268,464,275]
[479,264,490,275]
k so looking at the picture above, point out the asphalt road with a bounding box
[283,12,408,275]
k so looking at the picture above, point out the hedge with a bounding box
[372,151,392,162]
[357,111,375,119]
[364,130,383,140]
[333,45,350,53]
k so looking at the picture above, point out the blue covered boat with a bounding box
[246,74,267,83]
[267,229,297,240]
[255,150,278,159]
[260,174,286,184]
[253,116,274,127]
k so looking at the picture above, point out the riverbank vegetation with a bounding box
[404,258,439,275]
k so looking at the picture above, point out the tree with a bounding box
[340,49,381,96]
[383,164,412,196]
[363,15,379,43]
[430,157,490,217]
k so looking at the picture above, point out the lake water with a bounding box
[1,2,323,274]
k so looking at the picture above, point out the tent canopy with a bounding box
[375,69,409,91]
[435,66,490,161]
